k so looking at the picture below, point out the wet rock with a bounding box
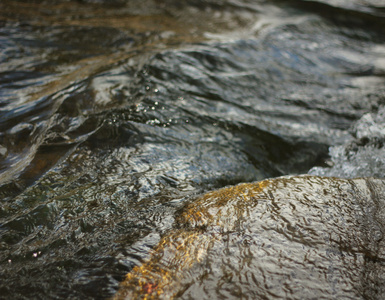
[115,175,385,299]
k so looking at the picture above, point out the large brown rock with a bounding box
[114,176,385,299]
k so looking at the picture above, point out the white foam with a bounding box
[309,106,385,178]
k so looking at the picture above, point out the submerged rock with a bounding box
[114,175,385,299]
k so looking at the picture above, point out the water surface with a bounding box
[0,0,385,298]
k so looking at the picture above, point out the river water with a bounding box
[0,0,384,299]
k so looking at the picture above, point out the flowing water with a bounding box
[114,176,385,299]
[0,0,385,299]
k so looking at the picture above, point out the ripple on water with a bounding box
[0,0,385,298]
[115,176,385,299]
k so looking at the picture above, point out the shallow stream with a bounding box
[1,0,385,298]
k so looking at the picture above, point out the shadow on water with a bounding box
[0,0,385,298]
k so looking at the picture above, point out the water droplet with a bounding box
[32,251,41,258]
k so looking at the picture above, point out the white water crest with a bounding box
[309,105,385,178]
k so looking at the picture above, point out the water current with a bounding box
[0,0,385,299]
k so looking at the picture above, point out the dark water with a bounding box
[0,0,385,299]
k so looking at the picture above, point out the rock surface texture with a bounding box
[115,175,385,299]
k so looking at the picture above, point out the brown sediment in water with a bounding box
[0,0,254,38]
[113,175,385,299]
[113,180,271,299]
